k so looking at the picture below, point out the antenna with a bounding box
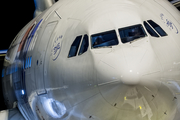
[34,0,56,17]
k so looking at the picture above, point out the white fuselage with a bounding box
[2,0,180,120]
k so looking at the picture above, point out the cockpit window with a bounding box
[144,21,159,37]
[78,35,89,55]
[68,36,82,58]
[91,30,119,48]
[118,24,147,44]
[147,20,167,36]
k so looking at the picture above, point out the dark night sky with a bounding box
[0,0,35,110]
[1,0,35,50]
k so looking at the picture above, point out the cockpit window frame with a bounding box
[118,24,147,44]
[143,20,168,37]
[68,35,82,58]
[68,34,89,58]
[144,21,160,37]
[91,30,119,49]
[78,34,89,56]
[147,20,168,37]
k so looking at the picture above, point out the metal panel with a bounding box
[35,22,57,95]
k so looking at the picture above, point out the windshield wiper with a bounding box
[130,36,145,44]
[93,46,112,49]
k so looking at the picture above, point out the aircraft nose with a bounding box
[121,68,140,85]
[96,46,147,86]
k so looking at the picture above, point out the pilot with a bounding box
[93,37,103,46]
[131,27,142,36]
[126,27,142,42]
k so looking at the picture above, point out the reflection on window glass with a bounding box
[119,24,147,43]
[68,36,82,58]
[79,35,89,55]
[144,21,159,37]
[91,30,119,48]
[14,81,21,90]
[147,20,167,36]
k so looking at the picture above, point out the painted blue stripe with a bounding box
[26,58,28,69]
[28,57,29,68]
[2,69,4,77]
[25,19,43,54]
[0,49,7,54]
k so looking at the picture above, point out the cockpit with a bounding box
[118,24,147,44]
[68,20,168,58]
[91,30,119,48]
[91,24,147,48]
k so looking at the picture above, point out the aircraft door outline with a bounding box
[35,22,58,95]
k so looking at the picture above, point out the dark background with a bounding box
[0,56,6,110]
[0,0,35,110]
[1,0,35,50]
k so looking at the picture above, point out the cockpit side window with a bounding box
[68,36,82,58]
[78,35,89,55]
[147,20,167,37]
[118,24,147,44]
[144,21,159,37]
[91,30,119,48]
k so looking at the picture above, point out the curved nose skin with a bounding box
[97,46,148,86]
[97,54,141,86]
[121,68,140,85]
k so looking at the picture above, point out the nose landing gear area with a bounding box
[97,81,178,120]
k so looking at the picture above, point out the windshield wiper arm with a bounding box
[93,46,112,49]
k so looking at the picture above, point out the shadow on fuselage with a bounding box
[0,55,7,110]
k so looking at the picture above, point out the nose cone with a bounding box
[96,53,142,86]
[96,46,147,86]
[121,68,140,85]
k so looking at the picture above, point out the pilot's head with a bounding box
[131,27,141,36]
[94,37,103,45]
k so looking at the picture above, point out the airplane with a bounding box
[1,0,180,119]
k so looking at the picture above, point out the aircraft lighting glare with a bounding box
[21,90,25,95]
[42,97,66,118]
